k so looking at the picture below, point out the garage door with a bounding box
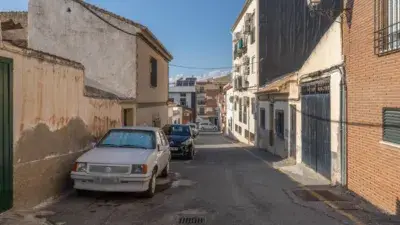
[0,58,13,212]
[301,78,331,180]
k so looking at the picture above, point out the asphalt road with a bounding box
[44,133,356,225]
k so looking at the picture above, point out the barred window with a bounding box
[374,0,400,55]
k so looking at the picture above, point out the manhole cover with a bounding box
[293,189,347,202]
[178,216,206,224]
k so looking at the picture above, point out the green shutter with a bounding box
[383,108,400,145]
[0,58,13,212]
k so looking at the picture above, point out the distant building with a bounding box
[196,75,230,126]
[168,77,197,122]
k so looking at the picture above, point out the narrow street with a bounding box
[42,133,357,225]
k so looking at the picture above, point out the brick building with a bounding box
[343,0,400,214]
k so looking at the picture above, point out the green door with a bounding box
[0,58,13,212]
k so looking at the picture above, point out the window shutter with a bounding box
[151,58,158,87]
[383,108,400,144]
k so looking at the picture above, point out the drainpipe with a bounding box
[339,66,347,186]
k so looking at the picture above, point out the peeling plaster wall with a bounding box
[0,43,121,209]
[28,0,137,98]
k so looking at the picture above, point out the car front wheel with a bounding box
[160,162,169,178]
[144,170,156,198]
[187,147,194,160]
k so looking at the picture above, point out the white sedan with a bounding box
[71,126,171,197]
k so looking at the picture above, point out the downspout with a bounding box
[339,66,347,186]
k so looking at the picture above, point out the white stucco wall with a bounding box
[168,92,194,108]
[225,89,235,138]
[231,0,258,144]
[257,99,289,158]
[293,17,344,184]
[28,0,138,98]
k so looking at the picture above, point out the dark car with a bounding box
[162,124,196,159]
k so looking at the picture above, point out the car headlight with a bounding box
[181,139,191,146]
[131,164,148,174]
[73,162,87,173]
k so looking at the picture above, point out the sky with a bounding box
[0,0,244,83]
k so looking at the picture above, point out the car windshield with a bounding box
[163,125,191,136]
[97,129,156,149]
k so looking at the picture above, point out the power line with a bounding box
[73,0,260,71]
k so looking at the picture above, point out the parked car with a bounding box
[162,124,196,159]
[199,121,218,131]
[70,127,171,198]
[187,122,199,137]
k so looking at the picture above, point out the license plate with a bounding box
[95,177,118,184]
[170,147,179,151]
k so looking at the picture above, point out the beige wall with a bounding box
[135,34,169,127]
[136,36,168,104]
[0,42,122,208]
[136,105,168,128]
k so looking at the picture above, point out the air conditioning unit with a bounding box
[243,66,250,75]
[235,64,240,72]
[235,32,241,40]
[243,79,249,88]
[243,96,250,106]
[244,24,251,34]
[244,13,252,23]
[243,56,250,65]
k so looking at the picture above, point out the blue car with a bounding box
[162,124,196,159]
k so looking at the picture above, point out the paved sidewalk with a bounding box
[222,135,400,225]
[0,210,54,225]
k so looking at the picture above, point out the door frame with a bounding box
[0,57,13,212]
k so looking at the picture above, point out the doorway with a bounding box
[0,57,13,212]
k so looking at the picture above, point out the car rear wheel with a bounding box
[144,170,156,198]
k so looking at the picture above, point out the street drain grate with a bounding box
[293,190,348,202]
[178,216,206,224]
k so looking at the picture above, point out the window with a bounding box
[251,97,256,114]
[199,87,205,93]
[235,124,238,132]
[383,108,400,144]
[150,57,158,87]
[238,126,242,134]
[250,13,255,44]
[180,93,186,97]
[199,107,205,115]
[160,131,168,146]
[239,98,242,122]
[180,98,186,106]
[275,110,284,139]
[260,108,266,129]
[162,124,191,136]
[245,129,249,139]
[243,104,248,124]
[234,101,237,111]
[98,129,156,149]
[374,0,400,55]
[251,56,255,73]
